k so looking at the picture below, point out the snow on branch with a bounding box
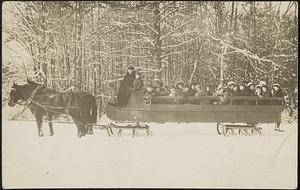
[279,40,297,47]
[160,18,197,40]
[159,4,184,23]
[133,17,158,35]
[134,66,165,73]
[208,35,286,69]
[162,36,198,49]
[161,51,182,58]
[125,31,152,37]
[158,1,176,16]
[103,78,123,83]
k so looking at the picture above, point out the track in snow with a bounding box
[2,118,297,188]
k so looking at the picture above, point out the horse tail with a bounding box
[90,96,98,124]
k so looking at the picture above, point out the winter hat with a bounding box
[128,66,135,70]
[259,81,267,87]
[190,82,197,86]
[255,85,261,89]
[175,81,185,89]
[227,81,236,87]
[247,82,254,87]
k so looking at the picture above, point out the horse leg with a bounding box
[35,114,43,137]
[87,125,94,135]
[72,117,83,138]
[48,114,54,136]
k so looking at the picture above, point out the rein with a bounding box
[11,85,95,127]
[10,84,44,120]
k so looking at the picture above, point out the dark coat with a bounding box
[237,87,254,104]
[132,78,144,91]
[261,87,272,97]
[206,90,213,96]
[272,88,284,105]
[224,87,234,97]
[175,89,184,96]
[116,71,135,105]
[258,86,272,105]
[183,88,196,98]
[272,89,284,98]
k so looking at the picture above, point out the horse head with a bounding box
[8,79,44,107]
[8,82,24,107]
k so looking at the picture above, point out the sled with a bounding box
[106,90,284,136]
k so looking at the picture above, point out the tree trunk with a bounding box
[153,2,162,80]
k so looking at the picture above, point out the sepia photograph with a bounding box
[2,1,298,188]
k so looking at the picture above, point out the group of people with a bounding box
[115,66,284,106]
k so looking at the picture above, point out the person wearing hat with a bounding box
[255,85,262,97]
[224,81,236,97]
[175,81,185,96]
[272,84,284,98]
[131,72,144,92]
[260,84,272,105]
[144,84,155,104]
[183,82,197,98]
[259,80,267,87]
[271,84,284,105]
[239,84,248,96]
[232,84,240,96]
[116,66,136,106]
[246,82,256,96]
[153,79,167,96]
[261,85,271,97]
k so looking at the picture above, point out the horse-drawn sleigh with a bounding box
[8,80,284,137]
[106,90,284,136]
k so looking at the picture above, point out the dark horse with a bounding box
[8,79,97,137]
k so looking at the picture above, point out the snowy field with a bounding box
[2,116,298,189]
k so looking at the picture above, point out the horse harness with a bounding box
[12,84,78,115]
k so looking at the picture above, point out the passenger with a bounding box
[260,84,272,105]
[242,81,248,88]
[183,82,196,98]
[231,84,241,104]
[145,86,155,95]
[153,80,168,96]
[238,84,252,104]
[259,80,267,87]
[195,85,212,104]
[246,82,256,96]
[220,81,236,104]
[232,84,240,96]
[169,88,176,96]
[195,84,207,96]
[215,83,229,105]
[215,85,224,97]
[272,84,284,98]
[154,86,161,95]
[271,84,284,105]
[161,85,169,96]
[144,85,155,104]
[131,72,144,91]
[225,81,236,97]
[116,66,135,106]
[255,85,262,97]
[261,84,272,98]
[206,86,213,96]
[182,84,190,93]
[175,81,185,96]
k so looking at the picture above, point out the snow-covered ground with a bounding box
[2,116,298,188]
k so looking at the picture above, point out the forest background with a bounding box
[2,1,298,118]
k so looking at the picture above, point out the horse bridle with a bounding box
[10,84,43,106]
